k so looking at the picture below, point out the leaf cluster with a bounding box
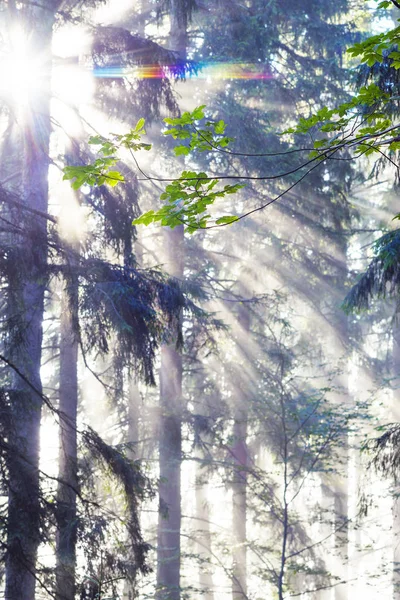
[133,171,242,231]
[64,107,243,231]
[283,84,396,158]
[63,119,151,189]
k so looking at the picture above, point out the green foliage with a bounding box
[64,108,244,232]
[63,119,151,189]
[163,105,234,156]
[282,83,396,159]
[347,13,400,67]
[132,170,243,233]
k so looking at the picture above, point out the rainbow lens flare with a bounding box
[93,62,272,81]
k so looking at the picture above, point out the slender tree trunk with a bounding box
[231,301,250,600]
[332,473,349,600]
[195,449,214,600]
[393,494,400,599]
[156,4,187,599]
[231,414,248,600]
[123,378,141,600]
[157,341,182,600]
[5,6,54,599]
[56,247,79,600]
[157,227,184,600]
[392,325,400,598]
[332,268,350,600]
[128,380,140,460]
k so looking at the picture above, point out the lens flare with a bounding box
[93,62,273,81]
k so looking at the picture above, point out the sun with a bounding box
[0,25,45,107]
[0,23,94,117]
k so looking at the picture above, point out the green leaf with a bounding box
[192,105,206,120]
[174,145,190,156]
[88,135,105,146]
[134,117,145,132]
[132,210,156,226]
[214,120,226,134]
[313,139,328,149]
[215,215,240,225]
[106,171,125,186]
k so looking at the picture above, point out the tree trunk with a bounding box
[56,247,79,600]
[156,4,187,599]
[157,227,184,600]
[195,449,214,600]
[5,6,54,599]
[392,325,400,598]
[333,469,349,600]
[332,272,350,600]
[231,414,248,600]
[123,378,141,600]
[157,342,182,600]
[393,493,400,599]
[231,301,250,600]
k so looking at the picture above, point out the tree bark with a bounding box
[231,301,250,600]
[157,342,182,600]
[231,414,248,600]
[56,248,79,600]
[5,5,54,599]
[157,227,184,600]
[156,3,187,598]
[123,378,141,600]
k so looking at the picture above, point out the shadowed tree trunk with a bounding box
[231,412,248,600]
[56,245,79,600]
[123,377,142,600]
[5,4,55,598]
[231,301,250,600]
[157,227,184,600]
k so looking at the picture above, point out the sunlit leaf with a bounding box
[215,215,240,225]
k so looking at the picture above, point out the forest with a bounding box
[2,0,400,599]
